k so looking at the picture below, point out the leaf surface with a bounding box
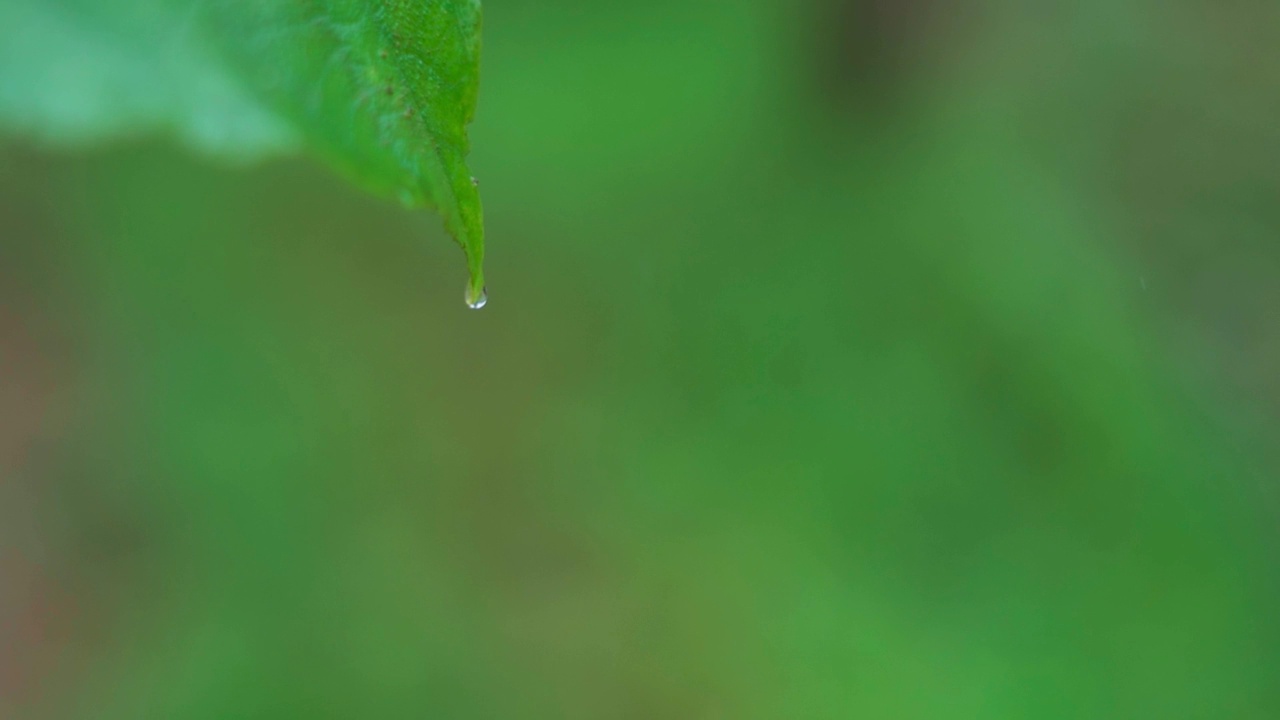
[0,0,486,302]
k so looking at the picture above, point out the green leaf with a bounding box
[0,0,486,305]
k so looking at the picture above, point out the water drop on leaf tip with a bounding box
[466,284,488,310]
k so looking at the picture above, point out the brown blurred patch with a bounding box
[810,0,976,115]
[0,305,56,475]
[0,303,64,710]
[0,154,75,714]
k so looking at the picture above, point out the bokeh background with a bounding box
[3,0,1280,717]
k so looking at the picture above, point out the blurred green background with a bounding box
[3,0,1280,717]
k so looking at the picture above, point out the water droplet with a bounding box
[465,284,488,310]
[471,176,479,187]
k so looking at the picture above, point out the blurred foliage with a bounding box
[0,0,487,298]
[1,0,1279,718]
